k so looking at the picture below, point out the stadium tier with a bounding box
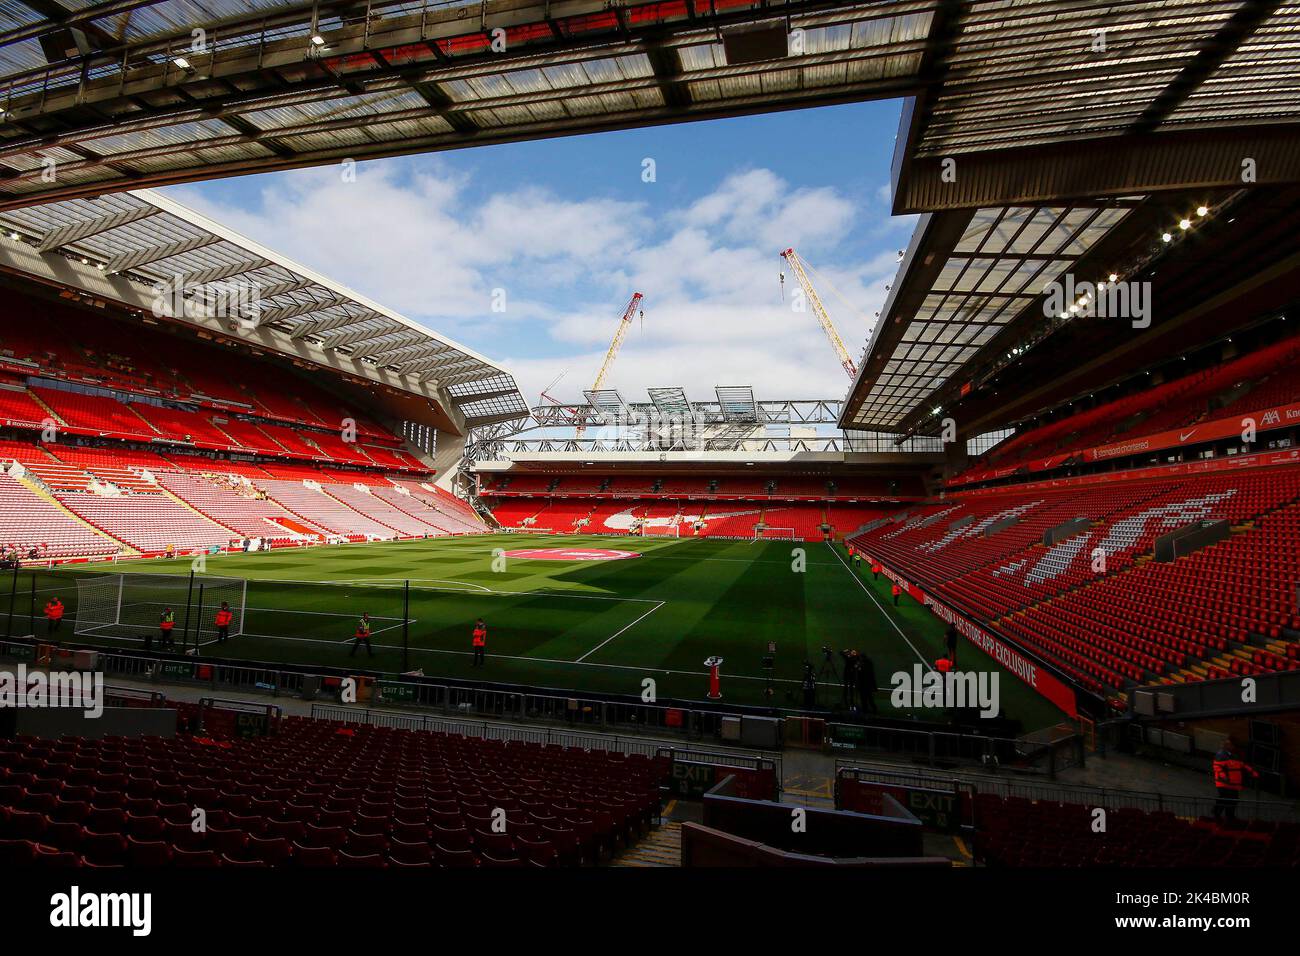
[484,496,844,540]
[0,713,663,868]
[954,335,1300,487]
[482,473,924,500]
[0,437,488,556]
[969,794,1300,867]
[849,465,1300,699]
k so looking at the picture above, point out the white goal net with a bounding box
[74,573,247,647]
[753,527,799,542]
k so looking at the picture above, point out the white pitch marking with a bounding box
[574,600,666,663]
[824,541,932,671]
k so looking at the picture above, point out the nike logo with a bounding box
[1180,430,1197,441]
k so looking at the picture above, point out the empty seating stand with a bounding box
[0,715,665,868]
[972,793,1299,867]
[850,465,1300,698]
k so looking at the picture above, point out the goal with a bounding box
[74,573,247,647]
[754,527,799,542]
[640,522,681,538]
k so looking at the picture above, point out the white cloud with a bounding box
[168,159,911,405]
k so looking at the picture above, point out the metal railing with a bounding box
[827,720,1080,775]
[311,703,675,758]
[835,760,1300,823]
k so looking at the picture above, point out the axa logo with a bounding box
[50,887,151,936]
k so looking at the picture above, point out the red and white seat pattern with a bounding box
[54,491,233,553]
[850,467,1300,696]
[0,472,118,558]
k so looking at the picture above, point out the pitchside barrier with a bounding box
[37,643,747,742]
[834,760,1300,824]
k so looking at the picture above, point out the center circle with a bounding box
[501,547,642,561]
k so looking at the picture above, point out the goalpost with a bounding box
[640,522,681,538]
[74,573,248,647]
[754,527,799,542]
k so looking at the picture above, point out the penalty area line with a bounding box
[575,601,666,663]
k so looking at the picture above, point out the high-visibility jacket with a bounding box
[871,562,882,574]
[44,600,63,621]
[1212,750,1258,791]
[472,626,487,648]
[891,584,902,597]
[215,609,233,627]
[160,611,175,630]
[355,620,371,639]
[936,658,953,673]
[847,546,856,557]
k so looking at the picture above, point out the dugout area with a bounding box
[0,534,1065,730]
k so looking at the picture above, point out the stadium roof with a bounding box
[841,0,1300,433]
[3,1,1298,209]
[841,200,1140,430]
[0,187,528,427]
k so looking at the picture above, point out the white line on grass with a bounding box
[574,601,665,663]
[824,541,931,671]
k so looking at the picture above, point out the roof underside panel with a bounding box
[0,0,937,208]
[0,188,527,423]
[843,203,1135,430]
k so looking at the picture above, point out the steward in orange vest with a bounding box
[935,656,953,674]
[472,619,487,667]
[44,597,64,635]
[1211,740,1259,823]
[871,561,882,580]
[214,601,233,644]
[891,583,902,606]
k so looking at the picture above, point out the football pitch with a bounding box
[13,534,1064,729]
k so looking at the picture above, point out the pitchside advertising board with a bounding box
[869,563,1079,717]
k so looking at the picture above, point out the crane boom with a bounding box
[591,292,644,392]
[780,248,857,378]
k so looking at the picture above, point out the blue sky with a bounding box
[167,98,912,405]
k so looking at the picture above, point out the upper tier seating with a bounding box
[956,336,1300,484]
[31,388,157,441]
[128,403,240,448]
[0,388,47,428]
[2,293,390,435]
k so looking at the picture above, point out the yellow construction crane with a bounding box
[591,292,644,392]
[780,248,857,378]
[576,292,644,437]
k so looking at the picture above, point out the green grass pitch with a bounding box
[15,534,1064,730]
